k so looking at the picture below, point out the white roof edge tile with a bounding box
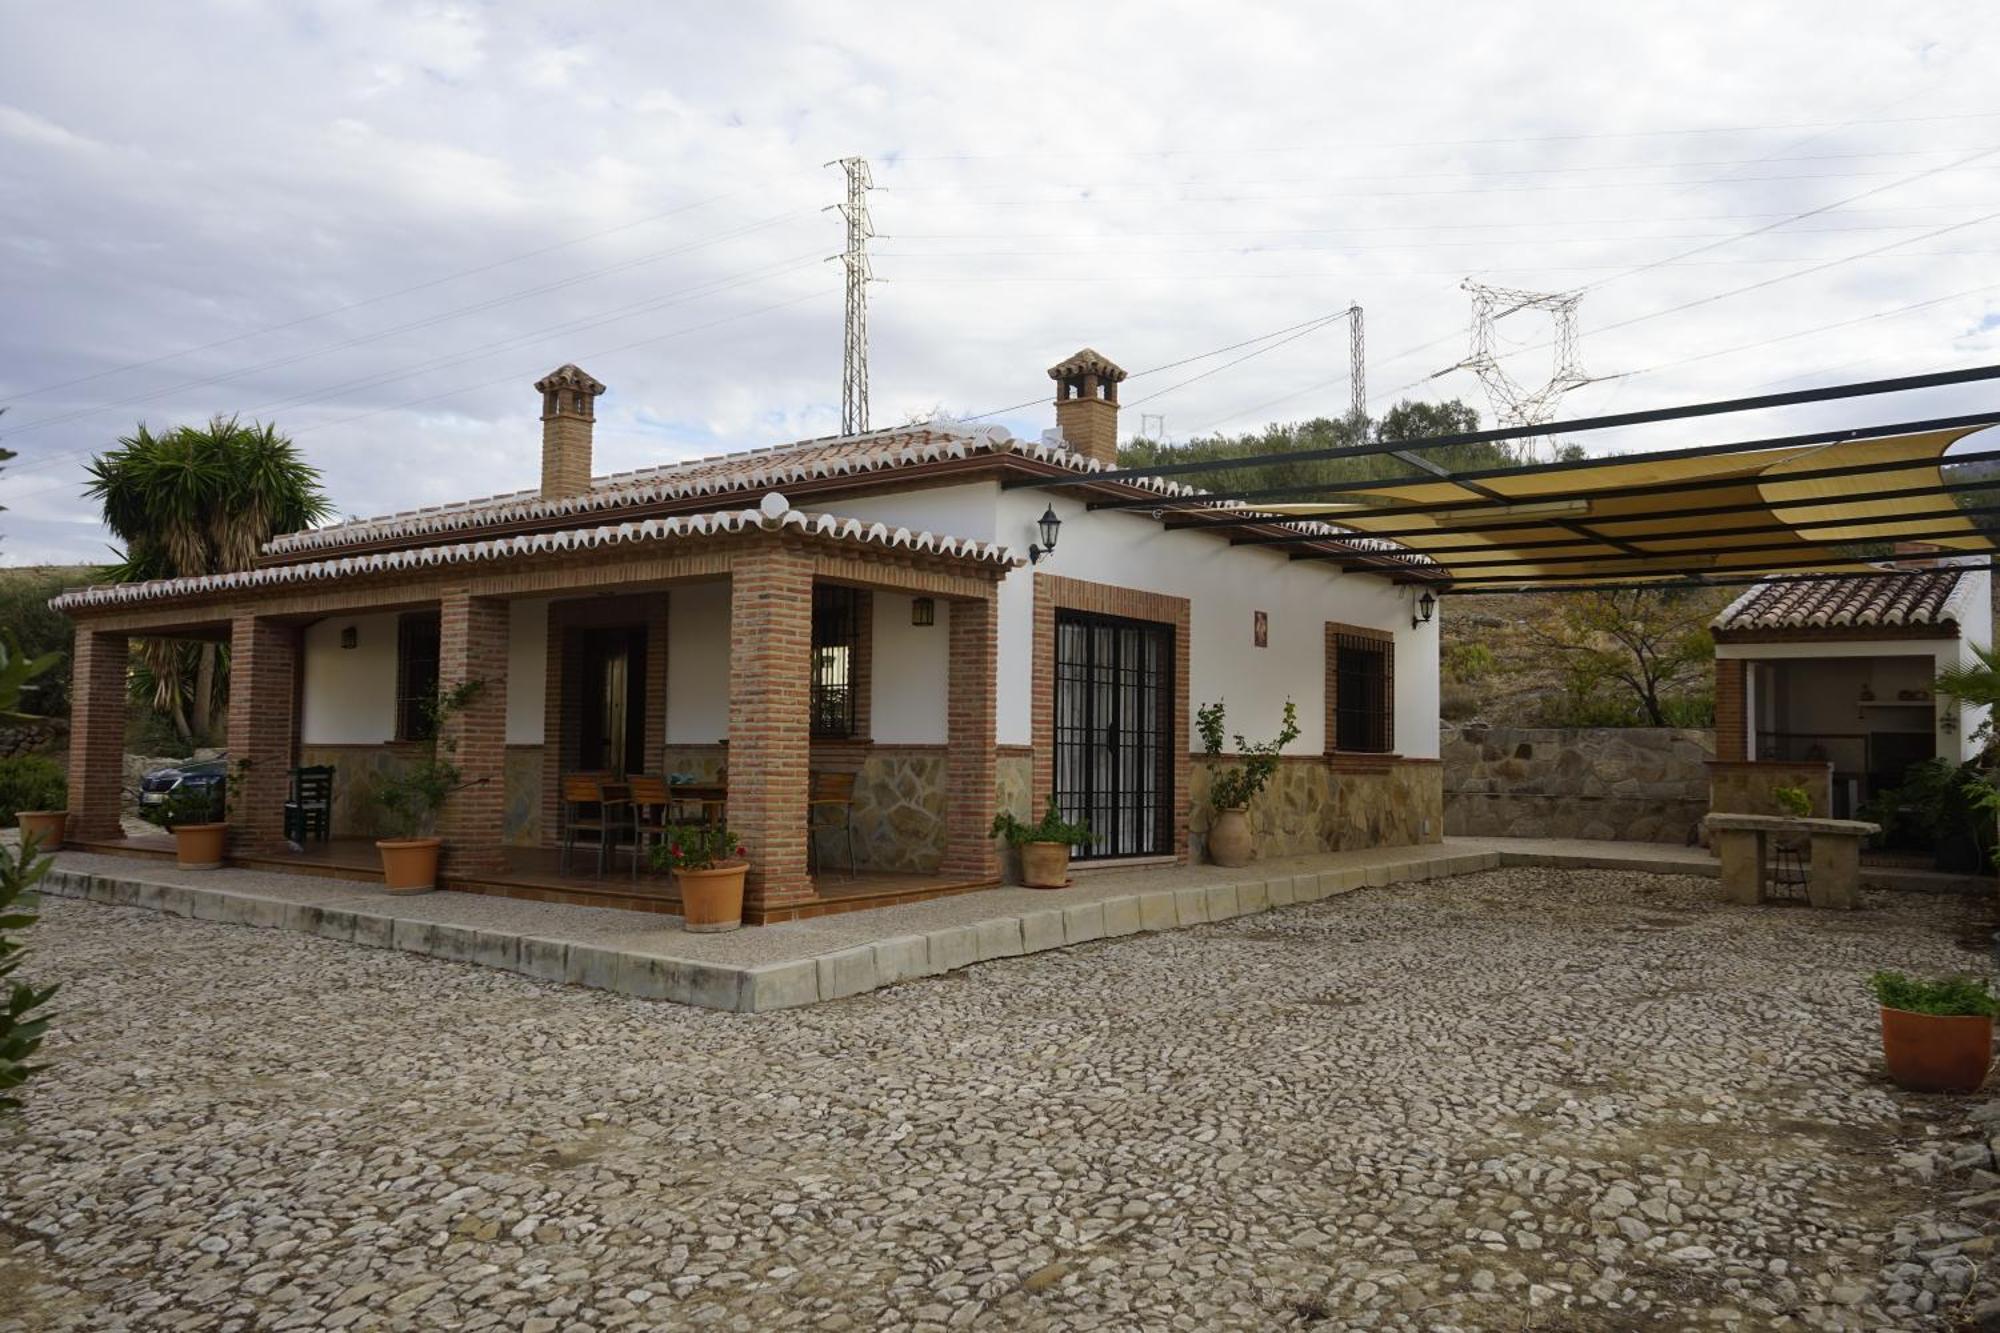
[51,502,1019,614]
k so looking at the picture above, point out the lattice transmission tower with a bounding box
[1346,303,1366,425]
[1457,279,1589,462]
[826,156,876,435]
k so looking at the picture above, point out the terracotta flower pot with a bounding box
[173,822,228,870]
[15,810,67,852]
[677,862,748,932]
[1208,807,1253,868]
[1020,840,1071,889]
[1880,1006,1995,1093]
[376,838,443,894]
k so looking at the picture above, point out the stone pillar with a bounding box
[727,547,814,915]
[66,626,129,843]
[942,595,1000,881]
[437,590,510,874]
[1713,827,1766,905]
[1807,833,1861,910]
[227,616,298,854]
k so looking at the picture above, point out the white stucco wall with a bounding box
[506,599,548,746]
[667,579,732,743]
[300,612,399,744]
[994,490,1440,757]
[871,594,950,743]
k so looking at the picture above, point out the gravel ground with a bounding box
[3,867,1998,1332]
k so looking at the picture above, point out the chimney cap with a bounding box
[1047,348,1127,383]
[534,363,607,396]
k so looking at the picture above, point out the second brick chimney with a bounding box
[535,363,606,498]
[1048,348,1126,468]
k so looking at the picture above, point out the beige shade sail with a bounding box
[1251,426,1998,587]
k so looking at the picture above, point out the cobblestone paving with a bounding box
[4,868,1997,1331]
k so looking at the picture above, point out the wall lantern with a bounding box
[340,625,359,649]
[1412,590,1437,628]
[911,596,936,627]
[1028,504,1062,564]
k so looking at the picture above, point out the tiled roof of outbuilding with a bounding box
[1713,568,1971,632]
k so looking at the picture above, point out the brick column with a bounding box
[438,590,510,873]
[942,595,999,880]
[727,547,814,914]
[227,616,298,854]
[1714,659,1747,762]
[67,626,129,843]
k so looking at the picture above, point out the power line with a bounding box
[891,110,2000,161]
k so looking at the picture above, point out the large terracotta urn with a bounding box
[1208,807,1253,868]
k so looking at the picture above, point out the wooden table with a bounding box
[669,783,727,826]
[1703,813,1880,909]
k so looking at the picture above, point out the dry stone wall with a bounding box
[1442,724,1713,844]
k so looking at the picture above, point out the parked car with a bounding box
[137,755,229,827]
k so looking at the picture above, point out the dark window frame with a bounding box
[811,584,862,739]
[1326,624,1395,756]
[395,611,442,742]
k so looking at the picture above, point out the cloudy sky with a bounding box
[4,1,1999,564]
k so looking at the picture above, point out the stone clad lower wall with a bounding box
[1441,724,1713,844]
[299,744,543,846]
[1188,756,1444,860]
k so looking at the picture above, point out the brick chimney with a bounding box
[535,364,606,498]
[1048,348,1126,467]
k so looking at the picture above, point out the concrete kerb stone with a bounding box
[1204,883,1241,922]
[974,917,1026,961]
[1138,891,1178,932]
[1174,886,1210,926]
[1019,908,1066,953]
[1236,879,1270,915]
[1100,895,1142,938]
[817,946,880,1002]
[515,936,570,984]
[1265,876,1297,908]
[1062,901,1106,945]
[927,924,979,973]
[565,943,622,992]
[872,934,933,984]
[738,960,820,1013]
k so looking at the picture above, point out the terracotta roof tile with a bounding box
[52,499,1017,613]
[1713,568,1970,632]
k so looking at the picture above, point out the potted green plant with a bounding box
[1870,971,1997,1093]
[649,824,749,932]
[2,754,69,852]
[990,802,1092,889]
[368,681,484,894]
[1772,785,1812,818]
[1196,698,1300,868]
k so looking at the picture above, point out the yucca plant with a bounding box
[85,417,331,743]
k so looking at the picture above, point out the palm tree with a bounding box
[85,417,332,743]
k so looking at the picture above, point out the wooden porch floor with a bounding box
[69,834,998,925]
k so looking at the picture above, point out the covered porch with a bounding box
[57,502,1014,923]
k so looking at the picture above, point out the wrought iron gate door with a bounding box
[1053,610,1175,860]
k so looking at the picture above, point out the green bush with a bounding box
[1772,785,1812,818]
[0,756,66,827]
[1869,971,1999,1017]
[1,832,61,1112]
[990,801,1091,848]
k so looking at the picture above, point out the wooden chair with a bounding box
[559,775,633,877]
[626,774,670,881]
[284,765,335,845]
[807,770,858,881]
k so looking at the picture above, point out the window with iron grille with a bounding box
[395,611,442,742]
[1329,628,1394,754]
[811,585,861,738]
